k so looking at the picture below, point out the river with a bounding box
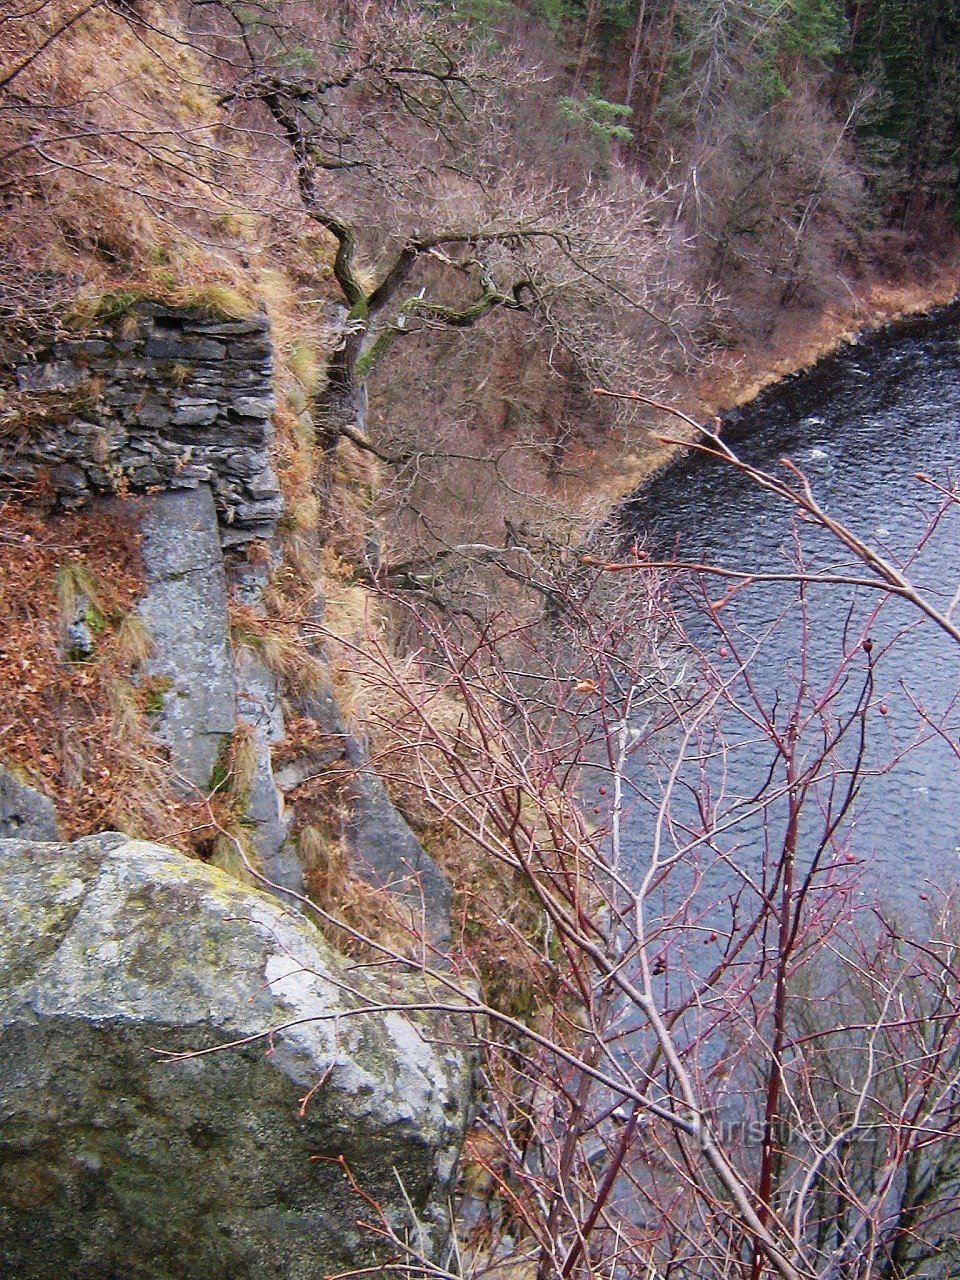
[621,303,960,915]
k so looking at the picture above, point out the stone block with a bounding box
[15,360,85,393]
[103,390,145,407]
[233,646,298,900]
[49,463,89,497]
[183,370,228,389]
[144,336,225,361]
[244,468,281,499]
[230,395,276,420]
[124,438,162,458]
[65,418,98,437]
[347,767,451,949]
[217,448,269,478]
[227,340,273,361]
[172,400,219,427]
[0,461,38,483]
[231,495,284,524]
[128,465,164,486]
[136,400,172,430]
[219,522,276,548]
[214,476,245,503]
[52,340,109,358]
[0,768,59,840]
[184,317,270,337]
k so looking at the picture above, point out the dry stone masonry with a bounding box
[4,303,282,545]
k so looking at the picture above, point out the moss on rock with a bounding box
[0,833,472,1279]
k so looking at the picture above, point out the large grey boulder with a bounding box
[0,833,472,1280]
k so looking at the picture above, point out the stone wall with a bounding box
[3,303,282,545]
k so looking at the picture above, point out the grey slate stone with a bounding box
[128,464,164,486]
[228,341,273,362]
[15,360,84,393]
[183,317,270,337]
[218,447,269,478]
[127,438,162,457]
[172,399,219,426]
[137,486,236,790]
[219,522,276,548]
[233,646,301,903]
[64,418,97,437]
[346,766,452,950]
[136,399,172,429]
[52,339,109,357]
[49,462,88,496]
[230,395,275,419]
[0,461,37,482]
[245,467,281,498]
[0,769,58,840]
[2,305,283,542]
[64,617,94,660]
[232,495,284,523]
[144,336,225,360]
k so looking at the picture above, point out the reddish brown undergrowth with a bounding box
[0,496,194,843]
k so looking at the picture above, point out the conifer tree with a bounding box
[850,0,960,221]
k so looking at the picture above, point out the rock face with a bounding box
[3,296,454,930]
[347,763,452,950]
[0,834,472,1280]
[138,487,237,789]
[0,769,58,841]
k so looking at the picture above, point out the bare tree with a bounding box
[187,1,698,450]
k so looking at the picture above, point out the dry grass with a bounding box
[297,821,421,959]
[315,624,565,1019]
[1,5,252,339]
[228,601,328,694]
[0,1,346,362]
[0,5,602,1006]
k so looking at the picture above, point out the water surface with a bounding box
[622,305,960,908]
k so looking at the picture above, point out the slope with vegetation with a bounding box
[2,2,960,1278]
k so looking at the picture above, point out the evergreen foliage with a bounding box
[558,92,633,153]
[467,0,955,226]
[850,0,960,220]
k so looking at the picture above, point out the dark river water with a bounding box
[622,303,960,912]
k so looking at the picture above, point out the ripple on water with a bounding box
[623,304,960,917]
